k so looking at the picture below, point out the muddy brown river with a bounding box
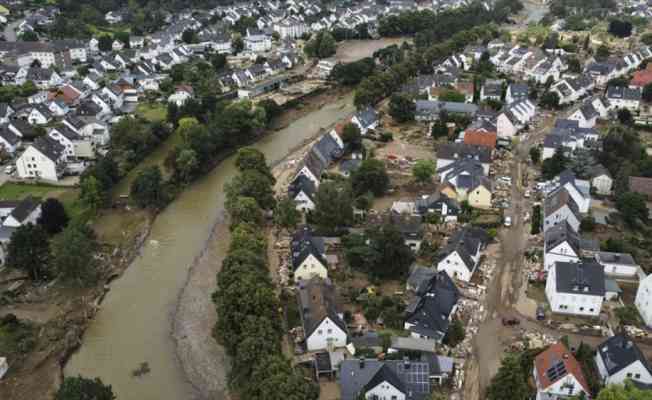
[64,92,355,400]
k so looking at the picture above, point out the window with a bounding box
[636,374,641,379]
[317,330,323,335]
[627,373,633,378]
[327,329,332,334]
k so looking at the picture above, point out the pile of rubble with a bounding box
[623,325,649,339]
[274,235,292,286]
[508,331,558,351]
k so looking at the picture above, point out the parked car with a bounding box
[502,317,520,326]
[536,305,546,320]
[504,216,512,227]
[524,190,530,198]
[4,165,14,175]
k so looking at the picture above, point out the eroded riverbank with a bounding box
[65,89,355,400]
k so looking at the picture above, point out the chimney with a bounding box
[403,357,411,370]
[359,358,365,369]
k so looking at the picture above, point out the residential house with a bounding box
[595,334,652,387]
[390,214,424,252]
[297,277,347,352]
[595,252,639,278]
[2,195,41,228]
[289,174,317,212]
[545,260,605,317]
[434,226,489,282]
[543,170,591,214]
[496,99,536,138]
[479,79,504,101]
[244,28,272,53]
[47,126,94,159]
[404,271,459,342]
[542,119,599,161]
[636,274,652,328]
[543,221,581,272]
[0,126,21,154]
[16,136,66,181]
[291,226,328,281]
[550,74,594,105]
[533,342,590,400]
[168,84,194,106]
[505,83,529,104]
[351,107,379,135]
[588,164,613,196]
[568,101,600,129]
[414,193,460,222]
[435,143,491,175]
[543,187,581,233]
[415,100,478,122]
[0,104,14,124]
[606,85,642,111]
[339,359,431,400]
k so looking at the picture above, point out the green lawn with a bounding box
[0,183,86,222]
[136,103,168,123]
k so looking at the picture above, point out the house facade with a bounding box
[545,261,605,317]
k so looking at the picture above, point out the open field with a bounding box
[335,38,412,64]
[136,102,168,123]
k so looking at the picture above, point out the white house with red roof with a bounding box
[533,342,591,400]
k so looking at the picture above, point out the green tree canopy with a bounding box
[388,93,416,123]
[51,223,98,286]
[274,196,301,230]
[37,198,69,235]
[55,376,115,400]
[130,166,166,209]
[312,181,354,232]
[225,170,276,210]
[7,224,50,280]
[412,159,436,184]
[351,159,390,196]
[235,148,275,184]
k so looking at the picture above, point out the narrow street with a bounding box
[464,115,554,399]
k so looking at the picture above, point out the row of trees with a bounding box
[212,149,318,399]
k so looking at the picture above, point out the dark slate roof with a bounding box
[339,158,361,174]
[606,85,642,101]
[508,83,529,98]
[339,359,430,400]
[32,135,64,162]
[407,264,438,292]
[350,331,383,349]
[291,237,327,272]
[598,334,652,377]
[405,271,460,340]
[0,126,20,146]
[354,107,378,128]
[415,193,459,216]
[545,220,580,255]
[435,226,489,272]
[554,261,605,296]
[596,251,637,266]
[389,213,423,240]
[288,174,317,201]
[297,278,347,337]
[436,143,491,164]
[297,148,326,180]
[9,195,40,223]
[365,363,405,393]
[312,133,342,166]
[544,186,580,218]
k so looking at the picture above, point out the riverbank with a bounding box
[171,87,355,400]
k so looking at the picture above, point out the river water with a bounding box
[64,92,355,400]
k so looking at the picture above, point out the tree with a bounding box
[596,381,650,400]
[304,30,336,59]
[235,148,275,184]
[542,148,568,179]
[19,31,38,41]
[617,108,633,125]
[486,354,530,400]
[232,35,244,54]
[227,196,264,227]
[345,224,415,279]
[225,170,276,210]
[539,91,560,109]
[37,198,69,234]
[97,35,113,52]
[529,146,541,164]
[567,57,581,73]
[312,182,353,232]
[341,123,362,151]
[174,147,199,183]
[642,33,652,46]
[431,120,449,138]
[608,19,632,38]
[6,224,50,280]
[412,160,435,184]
[616,191,648,226]
[51,223,98,286]
[580,215,596,232]
[388,93,416,123]
[274,197,300,230]
[531,205,542,234]
[182,29,197,44]
[643,83,652,103]
[55,376,115,400]
[351,159,390,196]
[130,166,166,209]
[443,318,465,347]
[257,99,282,124]
[210,53,228,71]
[596,44,611,61]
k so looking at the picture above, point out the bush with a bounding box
[615,305,643,326]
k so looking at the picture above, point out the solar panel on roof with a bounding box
[546,359,567,382]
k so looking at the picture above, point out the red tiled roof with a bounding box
[464,129,497,149]
[631,70,652,87]
[534,343,590,394]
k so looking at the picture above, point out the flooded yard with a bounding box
[335,38,412,64]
